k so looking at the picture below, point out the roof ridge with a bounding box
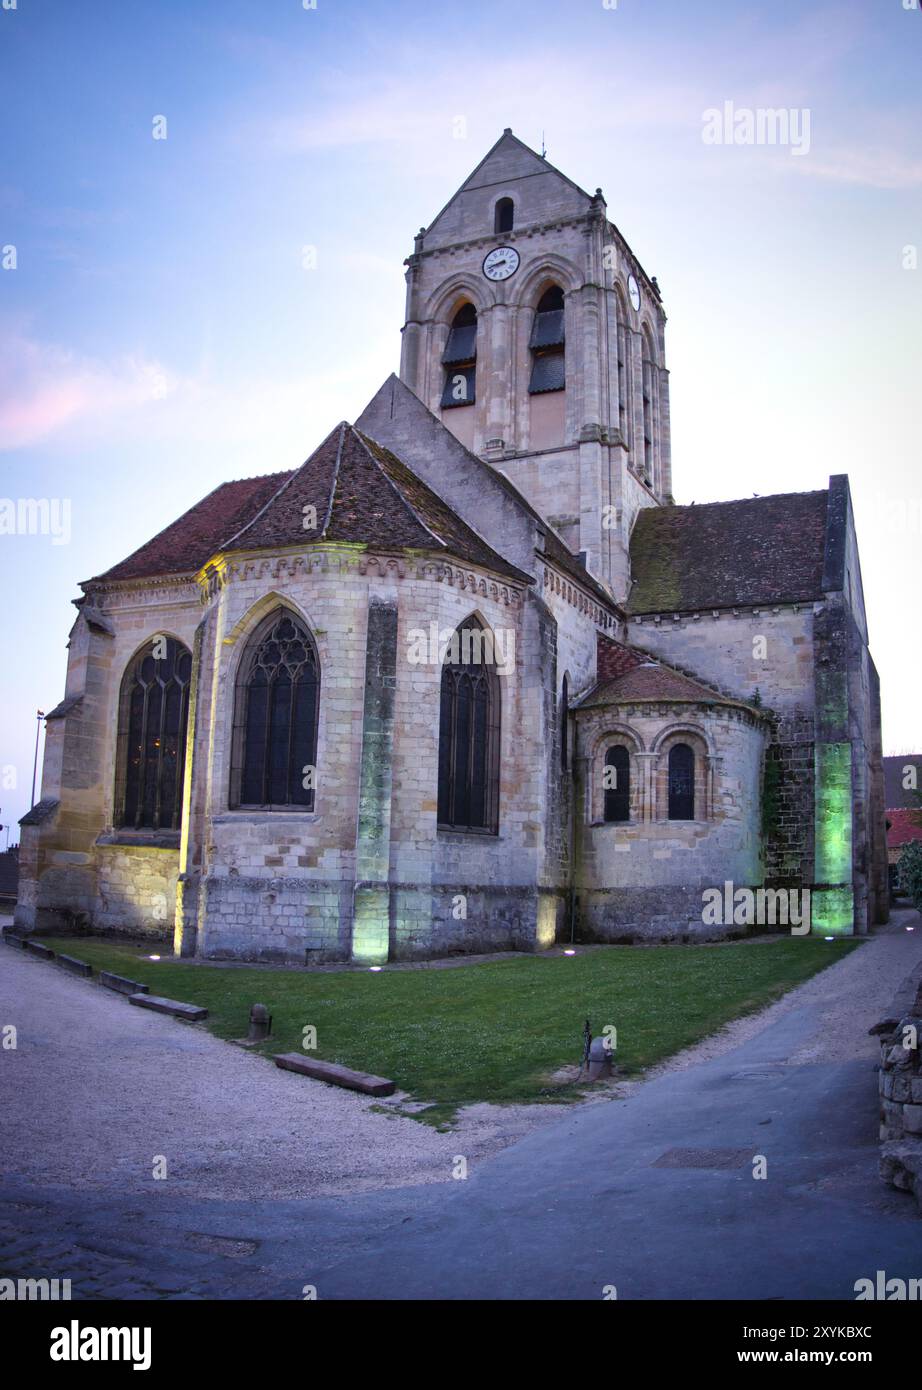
[319,422,348,539]
[350,429,447,552]
[220,422,345,553]
[652,488,829,515]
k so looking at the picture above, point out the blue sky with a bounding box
[1,0,920,837]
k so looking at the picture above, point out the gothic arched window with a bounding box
[668,743,695,820]
[494,197,514,233]
[437,619,500,833]
[230,609,320,810]
[115,637,192,831]
[441,303,477,409]
[603,745,630,823]
[529,285,565,394]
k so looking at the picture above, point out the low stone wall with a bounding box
[876,962,922,1214]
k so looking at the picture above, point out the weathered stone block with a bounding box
[56,953,92,978]
[274,1052,395,1097]
[99,970,150,996]
[128,993,207,1022]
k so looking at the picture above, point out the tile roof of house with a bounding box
[887,807,922,850]
[89,424,531,587]
[628,490,829,614]
[884,755,922,811]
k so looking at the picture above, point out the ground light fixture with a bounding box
[368,965,383,972]
[563,949,576,956]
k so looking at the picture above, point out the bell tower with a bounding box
[399,129,672,603]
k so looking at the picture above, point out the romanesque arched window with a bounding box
[115,637,192,831]
[230,608,320,810]
[604,745,631,823]
[668,743,695,820]
[641,328,656,487]
[441,303,477,409]
[495,197,514,233]
[528,285,565,394]
[437,618,500,833]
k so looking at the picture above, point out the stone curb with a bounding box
[273,1052,396,1096]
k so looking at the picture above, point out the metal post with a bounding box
[30,710,45,809]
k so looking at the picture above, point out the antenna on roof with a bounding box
[541,130,547,158]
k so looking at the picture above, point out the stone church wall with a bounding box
[628,604,818,891]
[574,702,768,942]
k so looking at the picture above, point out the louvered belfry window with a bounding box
[603,745,630,823]
[116,638,192,831]
[231,609,320,810]
[528,286,565,394]
[668,743,695,821]
[437,620,500,833]
[441,303,477,409]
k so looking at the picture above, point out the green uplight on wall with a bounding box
[813,742,854,936]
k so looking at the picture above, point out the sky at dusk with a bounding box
[1,0,920,838]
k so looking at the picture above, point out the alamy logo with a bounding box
[0,498,71,545]
[406,622,515,676]
[854,1270,922,1300]
[50,1320,151,1371]
[702,101,811,157]
[0,1277,71,1300]
[702,881,811,933]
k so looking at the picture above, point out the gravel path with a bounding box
[2,911,919,1203]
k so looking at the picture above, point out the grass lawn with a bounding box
[39,935,861,1122]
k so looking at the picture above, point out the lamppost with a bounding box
[31,710,45,810]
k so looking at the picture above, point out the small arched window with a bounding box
[603,746,630,823]
[441,303,477,409]
[529,285,565,394]
[494,197,514,233]
[560,675,569,771]
[668,743,695,820]
[115,637,192,831]
[437,619,500,833]
[230,608,320,810]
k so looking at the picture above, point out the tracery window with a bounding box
[230,609,320,810]
[437,619,500,833]
[115,638,192,831]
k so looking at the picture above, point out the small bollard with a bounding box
[247,1003,272,1043]
[587,1035,613,1081]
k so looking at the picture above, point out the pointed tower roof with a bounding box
[422,128,595,249]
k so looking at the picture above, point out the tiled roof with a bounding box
[887,808,922,850]
[628,490,829,614]
[597,634,648,682]
[884,755,922,811]
[577,659,766,716]
[91,472,293,583]
[89,424,530,587]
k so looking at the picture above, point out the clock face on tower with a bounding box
[482,246,520,281]
[627,274,641,312]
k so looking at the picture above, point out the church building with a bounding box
[16,131,889,962]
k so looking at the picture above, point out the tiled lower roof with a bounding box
[577,658,767,717]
